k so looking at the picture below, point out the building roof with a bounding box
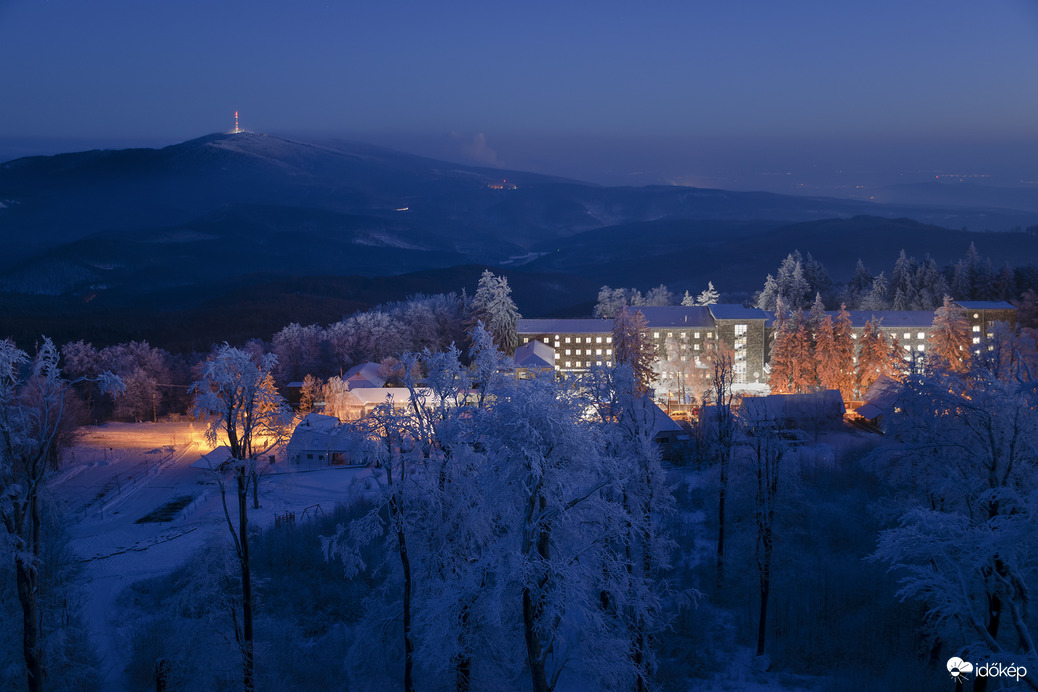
[513,340,555,369]
[855,375,903,421]
[518,319,613,334]
[636,306,715,328]
[345,387,433,405]
[709,304,772,321]
[955,301,1017,310]
[295,412,340,432]
[345,362,387,389]
[190,445,235,470]
[832,310,934,328]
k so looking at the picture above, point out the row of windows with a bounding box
[652,331,714,339]
[564,349,612,356]
[561,360,607,369]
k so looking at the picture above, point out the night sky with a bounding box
[2,0,1037,192]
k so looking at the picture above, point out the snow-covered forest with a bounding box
[2,251,1038,690]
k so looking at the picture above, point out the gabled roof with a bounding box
[296,412,340,432]
[518,319,613,334]
[190,445,235,470]
[636,306,714,328]
[857,375,902,417]
[345,362,387,389]
[955,301,1017,310]
[514,340,555,369]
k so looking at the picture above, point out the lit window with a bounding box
[575,361,581,368]
[735,325,747,336]
[694,332,700,339]
[852,334,858,339]
[667,332,673,338]
[694,344,700,351]
[565,349,571,356]
[707,332,713,338]
[917,332,924,339]
[596,337,602,343]
[653,332,660,339]
[917,345,924,352]
[903,344,910,351]
[565,337,571,343]
[596,349,602,355]
[565,361,572,368]
[972,325,980,332]
[555,335,560,340]
[974,313,980,319]
[606,361,612,367]
[606,337,612,343]
[987,332,993,339]
[681,332,687,338]
[904,332,911,340]
[606,349,613,355]
[972,337,980,344]
[597,361,603,366]
[524,337,529,343]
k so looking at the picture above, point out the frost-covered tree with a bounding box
[873,365,1038,689]
[643,284,674,306]
[889,250,918,311]
[788,308,816,393]
[860,272,890,311]
[469,270,521,355]
[612,306,656,396]
[927,295,971,374]
[855,319,904,396]
[767,300,794,394]
[739,408,788,658]
[191,345,288,692]
[847,259,874,309]
[814,314,841,394]
[912,255,948,311]
[0,338,120,692]
[755,274,779,312]
[271,322,326,384]
[711,341,736,588]
[695,281,720,306]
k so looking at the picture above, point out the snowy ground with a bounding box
[49,421,374,690]
[49,421,849,691]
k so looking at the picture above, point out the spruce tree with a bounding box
[927,295,972,373]
[612,306,656,395]
[767,299,794,394]
[788,309,816,393]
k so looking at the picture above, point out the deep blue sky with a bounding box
[2,0,1037,192]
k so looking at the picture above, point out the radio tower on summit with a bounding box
[233,110,242,134]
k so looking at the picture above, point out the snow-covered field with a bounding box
[49,421,373,690]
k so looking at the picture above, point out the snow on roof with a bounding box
[645,401,683,436]
[513,340,555,369]
[345,387,433,405]
[636,306,714,328]
[954,301,1016,310]
[709,304,771,321]
[190,445,234,470]
[345,362,387,389]
[518,318,613,334]
[856,375,903,417]
[296,412,340,432]
[830,310,934,328]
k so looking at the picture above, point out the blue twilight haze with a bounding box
[1,0,1037,192]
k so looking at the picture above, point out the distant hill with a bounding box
[3,132,1038,348]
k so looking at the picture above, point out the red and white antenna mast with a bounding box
[234,110,240,133]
